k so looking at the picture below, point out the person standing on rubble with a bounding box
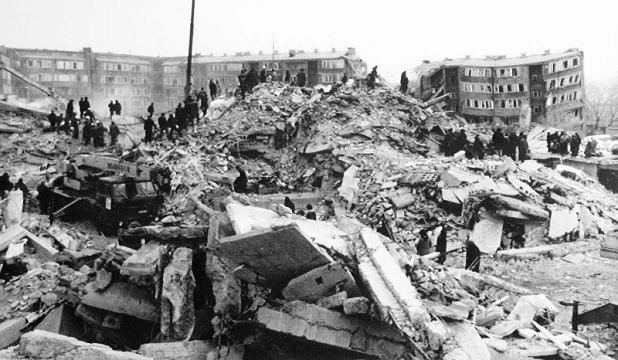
[95,121,106,147]
[233,165,248,193]
[259,66,267,83]
[147,103,155,118]
[508,132,520,160]
[216,80,222,97]
[78,98,85,118]
[36,181,51,214]
[66,99,74,119]
[109,121,119,146]
[296,68,307,87]
[71,116,79,140]
[144,115,157,143]
[584,138,598,158]
[305,204,317,220]
[400,71,409,94]
[237,70,247,100]
[473,135,485,160]
[47,110,57,131]
[416,230,432,256]
[436,226,448,265]
[108,101,115,117]
[284,70,291,83]
[83,120,92,146]
[284,197,295,213]
[456,129,469,153]
[198,87,209,114]
[518,132,529,161]
[114,100,122,116]
[492,128,506,156]
[209,80,217,100]
[570,133,581,157]
[341,73,348,85]
[167,114,180,140]
[367,66,378,89]
[84,97,90,112]
[465,240,481,273]
[0,173,13,199]
[14,178,29,210]
[157,113,168,139]
[559,131,570,156]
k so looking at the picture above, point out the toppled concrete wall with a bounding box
[161,247,195,341]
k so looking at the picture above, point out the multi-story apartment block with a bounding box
[0,46,366,115]
[414,48,584,125]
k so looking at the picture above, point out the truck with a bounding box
[51,154,171,235]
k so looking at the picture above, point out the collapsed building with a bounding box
[0,79,616,360]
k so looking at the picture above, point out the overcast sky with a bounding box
[1,0,616,84]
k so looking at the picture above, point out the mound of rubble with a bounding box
[1,83,617,360]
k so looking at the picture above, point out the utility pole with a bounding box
[184,0,196,98]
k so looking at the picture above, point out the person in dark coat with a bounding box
[198,87,209,114]
[71,117,79,140]
[546,132,553,152]
[108,101,115,117]
[507,132,519,160]
[15,178,29,209]
[144,115,156,143]
[94,121,106,147]
[559,131,570,156]
[284,196,295,213]
[233,165,248,193]
[114,100,122,116]
[473,135,485,160]
[36,181,50,214]
[66,99,74,119]
[465,240,481,273]
[78,98,85,118]
[56,114,64,134]
[570,133,581,157]
[305,204,317,220]
[296,68,307,87]
[157,113,168,138]
[436,226,448,265]
[259,67,267,83]
[492,128,506,156]
[83,120,92,146]
[341,73,348,85]
[167,114,180,140]
[237,70,247,100]
[416,230,432,256]
[147,103,154,118]
[284,70,291,83]
[209,80,217,100]
[48,110,57,131]
[84,97,90,111]
[442,128,454,156]
[84,109,95,120]
[518,132,529,161]
[0,173,13,199]
[456,129,469,153]
[400,71,409,93]
[109,121,120,145]
[367,66,378,89]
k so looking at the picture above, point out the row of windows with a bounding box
[21,59,85,70]
[463,67,522,78]
[465,98,525,109]
[100,63,151,72]
[545,73,581,90]
[29,73,88,82]
[320,60,345,69]
[320,74,345,83]
[101,76,149,85]
[102,88,151,96]
[547,90,581,106]
[461,83,528,93]
[548,57,580,74]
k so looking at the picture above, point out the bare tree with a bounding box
[585,81,618,133]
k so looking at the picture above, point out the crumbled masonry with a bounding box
[0,81,617,359]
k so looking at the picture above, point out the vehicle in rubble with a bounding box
[51,154,171,235]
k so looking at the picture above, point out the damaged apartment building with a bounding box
[414,48,585,125]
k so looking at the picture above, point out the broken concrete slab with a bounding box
[495,241,596,262]
[490,195,549,219]
[506,294,559,326]
[548,208,578,238]
[446,321,491,360]
[35,304,83,339]
[424,301,470,320]
[47,226,79,250]
[338,165,360,206]
[81,282,158,322]
[225,203,282,234]
[282,262,359,302]
[139,340,211,360]
[121,242,164,276]
[0,317,26,349]
[119,225,208,243]
[470,209,504,254]
[342,297,370,315]
[217,223,331,287]
[316,291,347,309]
[476,305,504,327]
[0,225,28,252]
[161,247,195,341]
[388,189,415,209]
[490,320,525,337]
[256,301,410,358]
[507,172,539,199]
[18,330,151,360]
[426,320,448,351]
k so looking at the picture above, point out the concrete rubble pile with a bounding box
[0,82,616,359]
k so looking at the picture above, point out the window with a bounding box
[531,74,540,82]
[512,68,519,76]
[56,61,84,70]
[533,106,542,113]
[506,84,513,92]
[228,63,243,71]
[572,57,579,67]
[532,90,541,97]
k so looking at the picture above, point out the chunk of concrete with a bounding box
[121,242,164,276]
[316,291,347,309]
[0,317,26,349]
[388,189,415,209]
[81,282,158,322]
[18,330,151,360]
[426,320,448,351]
[424,301,470,321]
[35,304,83,339]
[0,225,27,252]
[506,294,559,326]
[161,247,195,341]
[282,262,359,302]
[343,297,370,315]
[548,208,579,238]
[476,305,504,327]
[516,328,537,339]
[470,210,504,254]
[140,340,211,360]
[47,226,79,250]
[256,301,409,358]
[218,224,331,287]
[490,320,524,337]
[483,338,507,352]
[490,195,549,219]
[446,321,491,360]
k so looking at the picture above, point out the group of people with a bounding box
[235,67,307,99]
[546,131,582,157]
[0,173,30,208]
[283,196,318,220]
[142,95,204,143]
[441,129,487,160]
[107,100,122,117]
[491,128,530,161]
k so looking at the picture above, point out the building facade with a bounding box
[414,48,584,125]
[0,46,366,116]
